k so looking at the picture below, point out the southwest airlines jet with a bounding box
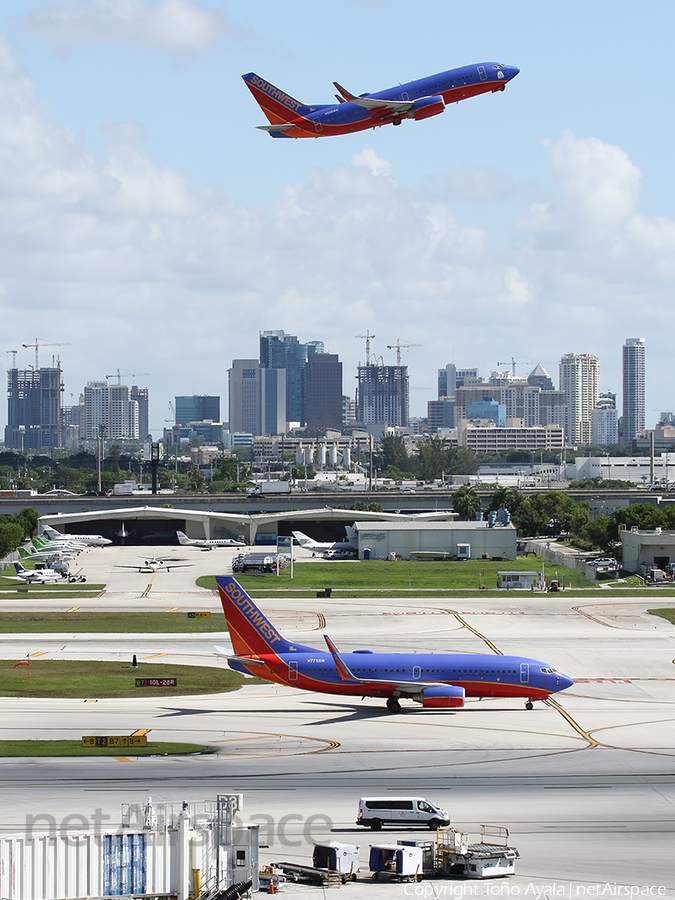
[215,577,572,713]
[243,63,519,138]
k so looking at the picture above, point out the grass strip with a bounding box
[197,557,591,595]
[0,740,207,757]
[0,611,227,633]
[649,608,675,624]
[0,660,259,698]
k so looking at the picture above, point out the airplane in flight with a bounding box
[214,577,573,713]
[42,526,112,547]
[115,551,193,574]
[243,62,519,139]
[176,531,245,551]
[291,531,355,555]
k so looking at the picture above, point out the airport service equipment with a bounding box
[433,825,519,878]
[312,842,360,880]
[231,552,278,573]
[369,844,423,882]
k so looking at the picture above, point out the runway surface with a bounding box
[1,545,674,896]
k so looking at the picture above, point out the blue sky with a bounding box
[0,0,673,431]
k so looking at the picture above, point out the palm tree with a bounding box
[452,486,482,521]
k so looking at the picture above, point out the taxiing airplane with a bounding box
[42,526,112,546]
[243,62,519,139]
[176,531,245,551]
[292,531,355,554]
[115,551,193,574]
[5,562,63,584]
[214,577,573,713]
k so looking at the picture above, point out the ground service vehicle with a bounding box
[357,798,450,830]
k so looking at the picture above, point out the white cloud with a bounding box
[1,36,675,423]
[23,0,237,55]
[100,121,147,144]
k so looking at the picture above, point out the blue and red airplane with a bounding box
[215,577,572,713]
[242,62,519,139]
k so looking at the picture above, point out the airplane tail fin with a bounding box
[34,537,48,548]
[176,532,191,545]
[18,547,30,559]
[291,531,313,547]
[14,562,26,574]
[242,72,314,124]
[216,576,303,657]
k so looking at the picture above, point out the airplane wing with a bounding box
[324,635,451,694]
[333,82,415,112]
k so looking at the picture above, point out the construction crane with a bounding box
[165,401,176,424]
[105,369,150,385]
[21,339,70,370]
[6,350,17,369]
[387,339,423,366]
[497,357,530,378]
[355,330,375,366]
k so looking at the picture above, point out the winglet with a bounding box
[324,634,360,683]
[333,82,358,103]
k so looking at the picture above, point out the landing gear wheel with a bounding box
[525,701,534,710]
[386,697,401,713]
[393,117,401,126]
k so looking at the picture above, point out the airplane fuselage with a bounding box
[227,648,570,702]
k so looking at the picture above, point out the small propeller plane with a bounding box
[214,577,573,713]
[115,551,193,574]
[243,62,519,138]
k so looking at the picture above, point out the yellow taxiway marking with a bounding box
[67,607,79,612]
[115,757,132,762]
[164,607,180,612]
[29,651,48,658]
[446,609,503,654]
[141,653,166,659]
[545,697,601,748]
[132,729,150,737]
[84,699,98,703]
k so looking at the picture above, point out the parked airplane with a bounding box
[243,62,519,139]
[214,577,573,713]
[292,531,355,554]
[18,546,76,564]
[115,551,193,574]
[176,531,245,551]
[42,526,112,546]
[5,562,63,584]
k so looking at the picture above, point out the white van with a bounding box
[357,797,450,830]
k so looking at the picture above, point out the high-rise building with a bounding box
[228,361,286,436]
[592,396,618,446]
[5,365,63,450]
[528,363,554,392]
[427,398,455,431]
[175,395,220,426]
[305,353,343,432]
[622,338,645,441]
[559,353,600,444]
[438,364,457,399]
[83,382,139,441]
[131,386,150,440]
[356,365,409,427]
[259,330,323,425]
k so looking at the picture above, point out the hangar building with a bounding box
[353,520,517,560]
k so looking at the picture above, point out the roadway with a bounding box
[0,546,674,896]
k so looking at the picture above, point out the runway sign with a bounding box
[82,735,148,747]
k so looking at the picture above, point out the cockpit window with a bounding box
[540,667,558,674]
[493,64,504,69]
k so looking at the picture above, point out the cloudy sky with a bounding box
[0,0,673,432]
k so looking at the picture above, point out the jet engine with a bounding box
[420,684,465,708]
[412,95,445,120]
